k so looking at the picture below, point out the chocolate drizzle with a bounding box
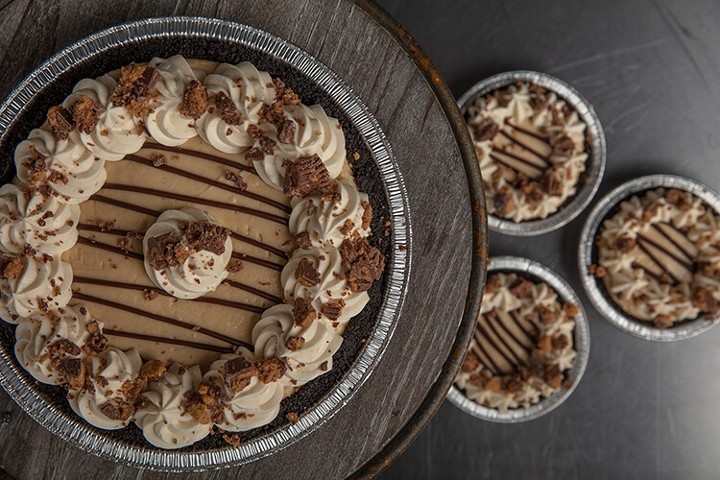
[73,276,265,314]
[223,279,283,304]
[73,291,243,347]
[102,328,238,354]
[636,222,697,284]
[490,120,551,179]
[473,309,537,375]
[76,236,143,261]
[142,142,255,174]
[125,154,290,214]
[100,183,288,225]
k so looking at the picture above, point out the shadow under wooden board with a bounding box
[0,0,486,479]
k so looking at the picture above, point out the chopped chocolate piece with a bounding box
[1,257,23,280]
[272,78,300,106]
[83,329,108,356]
[101,400,135,422]
[185,396,211,425]
[292,297,316,328]
[505,376,523,393]
[485,274,502,294]
[185,221,230,255]
[111,64,159,116]
[653,314,674,329]
[295,232,312,250]
[228,260,244,273]
[537,335,553,353]
[245,147,264,162]
[283,155,331,197]
[151,153,167,167]
[491,90,510,108]
[296,258,321,287]
[553,135,575,156]
[286,412,300,424]
[461,351,480,372]
[48,338,81,359]
[588,264,607,278]
[73,95,100,134]
[473,118,499,142]
[510,279,533,298]
[146,231,183,271]
[551,334,569,350]
[214,91,243,126]
[544,173,564,197]
[140,359,166,381]
[285,336,305,351]
[562,303,580,318]
[528,83,547,95]
[340,219,354,235]
[664,188,692,211]
[179,80,208,119]
[60,358,86,390]
[255,357,286,384]
[544,364,563,389]
[222,433,242,447]
[361,201,373,231]
[529,96,548,112]
[224,171,247,190]
[537,305,556,325]
[47,106,75,139]
[493,186,516,217]
[278,119,296,144]
[321,299,345,321]
[615,236,636,254]
[693,287,720,314]
[223,357,258,393]
[247,124,262,138]
[143,288,158,301]
[339,237,385,292]
[258,135,277,155]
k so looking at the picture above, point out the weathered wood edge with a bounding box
[347,1,487,477]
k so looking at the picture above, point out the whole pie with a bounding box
[0,55,386,449]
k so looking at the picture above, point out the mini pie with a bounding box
[455,272,578,412]
[0,55,386,449]
[465,80,590,222]
[592,187,720,328]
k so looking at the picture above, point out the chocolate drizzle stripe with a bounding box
[101,183,288,225]
[484,314,523,366]
[73,292,243,347]
[92,195,161,217]
[102,328,238,354]
[510,310,538,338]
[489,152,544,179]
[653,223,696,262]
[73,276,265,314]
[505,119,549,141]
[499,129,551,165]
[472,331,499,375]
[636,242,682,283]
[125,154,291,214]
[80,212,287,260]
[76,236,143,261]
[142,142,256,174]
[77,231,283,273]
[476,319,514,375]
[638,230,693,270]
[222,278,283,304]
[231,251,283,271]
[495,310,534,351]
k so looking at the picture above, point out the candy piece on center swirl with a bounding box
[142,207,232,299]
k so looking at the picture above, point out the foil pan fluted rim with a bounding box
[457,71,606,236]
[446,256,590,423]
[578,174,720,342]
[0,16,412,471]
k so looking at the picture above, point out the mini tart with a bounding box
[465,80,589,222]
[592,187,720,328]
[0,55,386,449]
[455,272,578,412]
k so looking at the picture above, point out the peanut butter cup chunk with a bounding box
[111,64,159,116]
[272,78,300,106]
[283,154,331,197]
[146,231,183,271]
[1,257,23,280]
[47,106,75,139]
[223,357,258,393]
[321,299,345,321]
[256,358,287,384]
[292,297,316,328]
[179,80,208,119]
[73,95,100,134]
[101,400,136,422]
[60,357,86,390]
[214,91,243,126]
[278,119,296,144]
[185,221,230,256]
[296,258,321,287]
[339,237,384,292]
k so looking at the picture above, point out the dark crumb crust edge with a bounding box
[455,270,577,409]
[464,80,594,221]
[0,38,393,451]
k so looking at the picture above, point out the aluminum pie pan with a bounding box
[0,17,412,471]
[578,174,720,342]
[457,71,606,236]
[446,255,590,423]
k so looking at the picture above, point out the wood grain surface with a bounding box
[0,1,477,479]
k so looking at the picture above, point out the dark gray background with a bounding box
[379,0,720,479]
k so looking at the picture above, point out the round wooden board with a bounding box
[0,1,486,478]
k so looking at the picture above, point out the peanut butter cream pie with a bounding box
[0,55,386,448]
